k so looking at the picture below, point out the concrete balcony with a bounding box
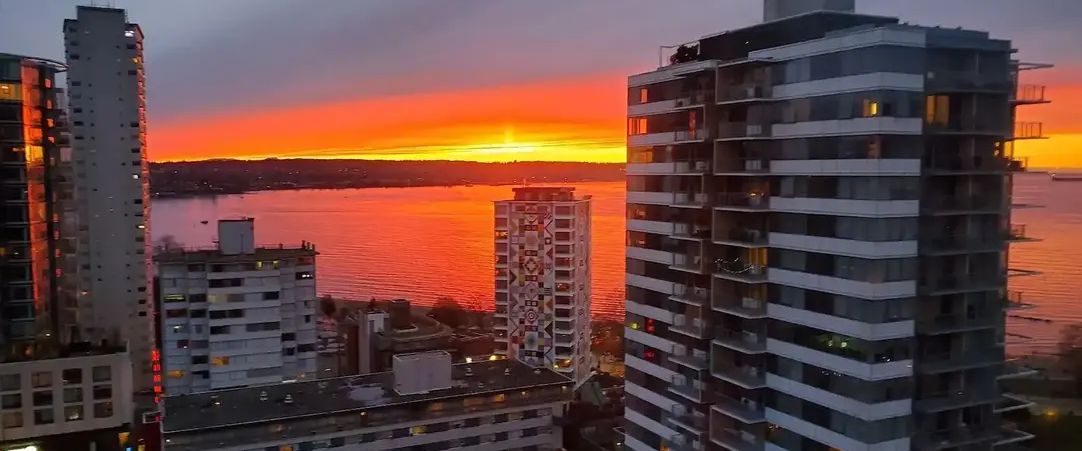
[765,373,912,421]
[675,160,713,174]
[673,223,712,241]
[1013,122,1046,140]
[717,83,771,104]
[914,387,999,413]
[913,424,1000,451]
[627,273,675,295]
[713,329,766,354]
[671,314,709,339]
[711,395,765,424]
[670,346,710,370]
[918,348,1003,374]
[710,426,762,451]
[672,252,706,274]
[627,246,676,265]
[714,193,769,211]
[711,360,766,390]
[628,129,707,147]
[714,157,769,175]
[627,94,708,117]
[627,191,677,206]
[671,284,710,306]
[713,228,768,248]
[767,407,911,451]
[627,162,681,175]
[766,338,913,381]
[627,218,676,235]
[768,303,914,341]
[672,192,709,208]
[669,372,709,403]
[717,122,771,141]
[712,263,767,284]
[918,312,998,335]
[712,295,767,319]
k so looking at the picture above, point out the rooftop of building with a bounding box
[499,186,590,202]
[0,341,129,365]
[154,243,316,264]
[162,358,572,433]
[0,53,67,72]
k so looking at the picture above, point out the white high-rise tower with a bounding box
[64,6,154,394]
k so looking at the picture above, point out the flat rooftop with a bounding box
[162,359,571,433]
[154,246,316,264]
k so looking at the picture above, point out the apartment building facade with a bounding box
[624,3,1043,450]
[63,6,154,393]
[154,219,318,395]
[495,187,593,386]
[160,355,573,451]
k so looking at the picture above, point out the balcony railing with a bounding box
[919,347,1003,374]
[925,234,1004,253]
[717,84,771,103]
[914,386,998,413]
[711,363,765,389]
[920,274,1004,294]
[919,312,998,334]
[1013,84,1048,104]
[714,192,769,210]
[1013,122,1045,140]
[628,129,707,147]
[709,424,761,451]
[925,155,1009,173]
[713,259,767,283]
[1004,290,1034,310]
[714,158,769,174]
[1008,224,1029,241]
[673,223,711,239]
[673,253,704,273]
[671,315,709,339]
[670,346,710,369]
[715,228,767,246]
[924,195,1004,212]
[717,122,771,140]
[674,160,712,174]
[712,295,767,319]
[673,192,709,207]
[913,423,1001,451]
[713,329,766,354]
[711,395,765,424]
[672,285,710,305]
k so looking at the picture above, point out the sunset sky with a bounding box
[2,0,1080,166]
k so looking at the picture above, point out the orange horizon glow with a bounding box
[149,70,1082,167]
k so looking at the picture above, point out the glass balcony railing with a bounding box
[672,285,710,305]
[717,122,771,140]
[713,329,766,354]
[714,228,767,246]
[716,84,771,103]
[711,295,767,319]
[714,158,769,174]
[714,192,769,210]
[673,223,711,239]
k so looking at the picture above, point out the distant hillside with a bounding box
[150,159,625,197]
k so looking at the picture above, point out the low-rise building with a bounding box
[0,346,134,451]
[161,352,573,451]
[154,219,318,395]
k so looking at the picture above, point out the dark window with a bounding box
[62,368,82,385]
[189,309,206,318]
[191,355,208,364]
[262,291,280,300]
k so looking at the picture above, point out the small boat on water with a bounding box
[1050,173,1082,182]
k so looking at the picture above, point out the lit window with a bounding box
[639,88,648,103]
[211,356,229,366]
[124,30,135,38]
[166,370,184,379]
[863,99,880,117]
[410,425,426,436]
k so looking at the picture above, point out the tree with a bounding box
[669,44,699,65]
[319,296,337,319]
[429,297,466,329]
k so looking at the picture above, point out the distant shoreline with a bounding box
[150,159,625,199]
[151,178,623,199]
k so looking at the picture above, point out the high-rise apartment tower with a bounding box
[63,6,154,393]
[623,2,1047,450]
[495,187,593,386]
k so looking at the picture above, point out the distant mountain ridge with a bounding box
[149,159,625,197]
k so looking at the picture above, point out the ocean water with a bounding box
[151,174,1081,355]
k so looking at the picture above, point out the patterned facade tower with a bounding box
[495,187,592,387]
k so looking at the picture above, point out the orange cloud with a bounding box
[150,72,630,163]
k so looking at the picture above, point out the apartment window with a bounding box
[189,293,207,303]
[246,322,280,332]
[93,386,112,400]
[61,367,82,385]
[295,271,314,280]
[281,333,296,341]
[192,355,208,365]
[1,394,20,409]
[211,356,230,366]
[0,374,19,391]
[190,309,206,318]
[2,412,21,428]
[297,344,315,353]
[191,340,208,349]
[862,99,881,117]
[93,402,113,418]
[165,309,187,318]
[33,409,53,425]
[64,405,83,421]
[163,294,185,303]
[32,391,51,407]
[263,291,280,300]
[210,325,230,335]
[639,87,649,103]
[63,387,82,403]
[926,94,950,126]
[31,372,51,388]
